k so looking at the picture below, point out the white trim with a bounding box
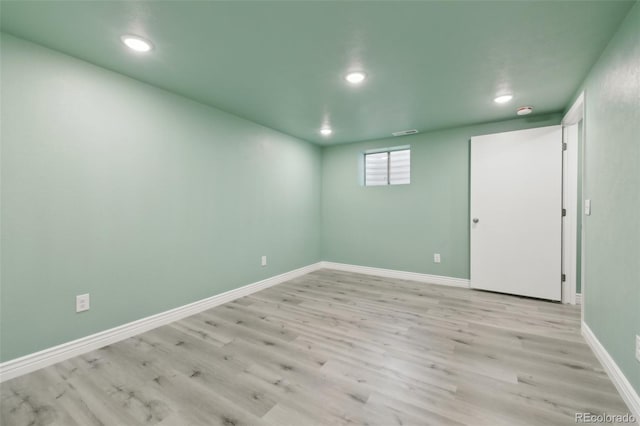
[576,293,582,304]
[561,123,579,305]
[320,261,469,288]
[564,92,586,319]
[562,92,585,126]
[582,322,640,423]
[0,262,323,383]
[561,92,584,306]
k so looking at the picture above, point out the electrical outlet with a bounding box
[76,294,90,313]
[636,335,640,363]
[433,253,441,263]
[261,255,267,267]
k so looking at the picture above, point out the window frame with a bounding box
[364,146,411,187]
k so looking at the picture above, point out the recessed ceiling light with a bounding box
[392,129,419,137]
[345,72,367,84]
[494,94,513,104]
[517,106,533,115]
[121,35,153,52]
[320,128,333,136]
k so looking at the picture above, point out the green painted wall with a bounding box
[321,114,562,278]
[0,34,321,362]
[580,2,640,394]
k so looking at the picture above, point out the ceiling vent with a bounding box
[392,129,419,137]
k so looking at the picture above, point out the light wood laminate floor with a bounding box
[1,269,631,425]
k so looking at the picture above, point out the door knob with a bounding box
[473,218,479,223]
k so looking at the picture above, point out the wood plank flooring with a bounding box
[1,269,631,425]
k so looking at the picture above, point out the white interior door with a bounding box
[470,126,562,301]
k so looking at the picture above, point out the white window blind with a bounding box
[364,148,410,186]
[390,149,411,185]
[364,152,389,186]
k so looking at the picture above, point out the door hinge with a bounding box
[562,274,566,282]
[562,208,567,217]
[562,142,568,151]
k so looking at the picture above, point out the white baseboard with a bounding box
[320,261,470,288]
[582,322,640,423]
[576,293,582,305]
[0,262,323,383]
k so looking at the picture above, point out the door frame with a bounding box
[561,92,584,305]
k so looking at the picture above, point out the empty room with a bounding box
[1,1,639,425]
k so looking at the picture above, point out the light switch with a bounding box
[584,199,591,216]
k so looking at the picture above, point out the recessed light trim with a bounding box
[345,71,367,84]
[320,128,333,136]
[121,35,153,52]
[494,94,513,104]
[392,129,419,137]
[517,106,533,116]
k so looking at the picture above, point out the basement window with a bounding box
[364,147,411,186]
